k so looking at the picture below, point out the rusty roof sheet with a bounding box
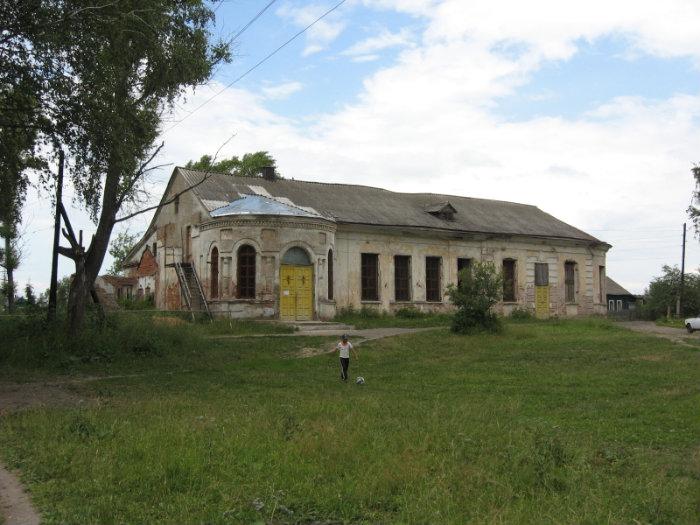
[177,168,604,243]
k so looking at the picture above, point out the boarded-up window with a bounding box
[361,253,379,301]
[565,261,576,303]
[503,259,516,301]
[534,263,549,286]
[425,256,442,302]
[457,258,471,288]
[394,255,411,301]
[328,249,334,300]
[599,266,605,303]
[237,245,256,299]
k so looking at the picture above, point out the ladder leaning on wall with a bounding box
[173,262,212,321]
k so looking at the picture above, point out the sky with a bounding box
[13,0,700,295]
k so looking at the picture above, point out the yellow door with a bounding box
[535,285,549,319]
[280,265,313,321]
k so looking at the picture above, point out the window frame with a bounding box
[565,261,577,303]
[394,255,412,302]
[534,262,549,286]
[361,253,379,301]
[502,258,517,302]
[425,256,442,302]
[457,258,471,288]
[328,249,334,301]
[236,245,256,299]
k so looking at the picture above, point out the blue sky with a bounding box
[15,0,700,295]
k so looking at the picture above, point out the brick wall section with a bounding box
[137,248,158,277]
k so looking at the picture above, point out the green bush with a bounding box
[395,307,425,319]
[447,262,503,334]
[0,312,201,374]
[510,307,534,321]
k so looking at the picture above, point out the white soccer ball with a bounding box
[355,376,365,385]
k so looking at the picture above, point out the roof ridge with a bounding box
[174,166,538,208]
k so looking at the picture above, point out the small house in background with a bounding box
[606,276,637,312]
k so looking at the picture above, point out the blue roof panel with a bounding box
[210,194,325,219]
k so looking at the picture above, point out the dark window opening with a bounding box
[457,258,471,288]
[394,255,411,301]
[152,242,157,257]
[503,259,516,301]
[599,266,605,303]
[328,249,334,300]
[211,247,219,299]
[237,245,256,299]
[174,195,179,214]
[565,261,576,303]
[534,263,549,286]
[425,256,442,302]
[361,253,379,301]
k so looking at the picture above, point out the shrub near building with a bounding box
[447,261,503,334]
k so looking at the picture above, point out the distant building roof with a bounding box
[177,168,606,244]
[606,276,634,296]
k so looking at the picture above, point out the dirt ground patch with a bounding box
[620,321,700,347]
[0,382,87,416]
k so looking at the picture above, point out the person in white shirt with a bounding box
[336,334,356,381]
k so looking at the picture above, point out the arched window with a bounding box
[282,247,312,265]
[328,249,334,300]
[211,246,219,299]
[237,245,256,299]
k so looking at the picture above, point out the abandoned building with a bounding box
[123,167,610,320]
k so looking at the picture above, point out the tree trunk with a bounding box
[4,234,15,313]
[66,159,122,336]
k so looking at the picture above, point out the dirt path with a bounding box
[209,326,442,340]
[620,321,700,346]
[294,327,443,357]
[0,463,41,525]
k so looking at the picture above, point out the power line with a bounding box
[162,0,348,135]
[230,0,280,42]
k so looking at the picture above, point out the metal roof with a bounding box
[177,168,606,244]
[210,194,327,219]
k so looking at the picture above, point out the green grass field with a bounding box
[1,318,699,523]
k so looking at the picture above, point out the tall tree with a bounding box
[185,151,279,177]
[107,231,140,276]
[688,166,700,236]
[29,1,230,334]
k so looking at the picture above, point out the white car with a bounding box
[684,317,700,333]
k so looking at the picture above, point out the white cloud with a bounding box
[276,3,346,56]
[342,27,414,60]
[262,81,303,100]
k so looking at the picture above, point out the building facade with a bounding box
[124,168,610,320]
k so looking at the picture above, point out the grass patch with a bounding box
[0,319,699,523]
[656,317,686,329]
[334,306,452,329]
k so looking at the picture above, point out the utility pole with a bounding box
[47,149,64,320]
[677,222,687,317]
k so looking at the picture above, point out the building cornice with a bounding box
[200,216,337,233]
